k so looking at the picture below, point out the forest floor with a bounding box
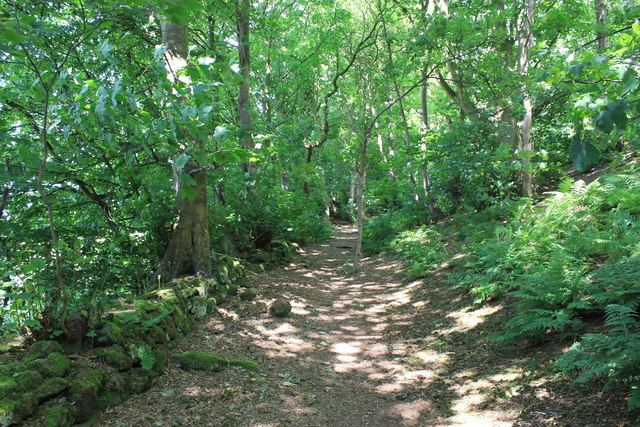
[97,226,636,426]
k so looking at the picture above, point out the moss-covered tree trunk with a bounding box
[154,164,211,284]
[152,16,212,284]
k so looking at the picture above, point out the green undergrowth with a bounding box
[364,161,640,409]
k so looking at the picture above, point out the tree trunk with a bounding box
[353,129,369,274]
[518,0,535,198]
[420,63,442,219]
[594,0,608,50]
[153,15,212,284]
[237,0,256,174]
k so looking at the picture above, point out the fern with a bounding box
[556,304,640,410]
[141,310,173,332]
[135,343,155,370]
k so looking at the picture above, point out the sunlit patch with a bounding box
[376,382,404,393]
[444,304,503,332]
[397,369,433,382]
[388,399,433,425]
[331,341,361,355]
[281,394,317,416]
[413,350,450,365]
[364,343,388,356]
[333,360,375,373]
[336,354,357,363]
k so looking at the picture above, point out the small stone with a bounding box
[240,288,258,301]
[268,299,291,318]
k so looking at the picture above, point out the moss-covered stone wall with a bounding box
[0,245,295,426]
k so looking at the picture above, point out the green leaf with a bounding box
[173,153,190,170]
[213,126,228,141]
[0,23,26,44]
[569,137,600,172]
[179,185,196,200]
[594,101,628,133]
[621,68,639,95]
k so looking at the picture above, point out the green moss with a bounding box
[34,378,70,403]
[240,287,258,301]
[68,366,108,391]
[97,389,126,409]
[216,265,230,283]
[24,341,64,363]
[67,379,98,423]
[206,297,217,312]
[155,288,178,301]
[246,263,265,274]
[128,368,158,394]
[96,321,123,346]
[152,349,168,374]
[269,299,292,318]
[93,345,132,371]
[0,393,37,425]
[133,299,157,313]
[38,399,75,427]
[27,352,71,378]
[0,376,18,398]
[174,351,259,372]
[15,370,43,391]
[228,284,239,296]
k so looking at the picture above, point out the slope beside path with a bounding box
[97,225,631,426]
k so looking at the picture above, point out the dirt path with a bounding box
[97,226,632,426]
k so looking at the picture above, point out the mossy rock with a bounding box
[15,370,44,391]
[154,288,178,302]
[69,366,108,392]
[246,263,265,274]
[269,299,292,318]
[95,322,123,347]
[0,393,37,426]
[97,389,126,409]
[32,398,76,427]
[174,351,259,372]
[0,375,18,398]
[240,288,258,301]
[206,297,217,312]
[152,349,168,374]
[93,345,132,371]
[27,352,71,378]
[24,341,64,363]
[66,379,98,423]
[227,284,239,297]
[216,265,230,283]
[148,325,167,345]
[128,368,158,394]
[34,377,70,404]
[188,296,208,320]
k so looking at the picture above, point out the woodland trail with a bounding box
[96,226,623,427]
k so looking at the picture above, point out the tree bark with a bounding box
[153,15,212,284]
[237,0,256,174]
[353,128,369,274]
[518,0,535,198]
[594,0,608,50]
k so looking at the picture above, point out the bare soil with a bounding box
[97,226,638,426]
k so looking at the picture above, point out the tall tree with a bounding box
[153,15,212,284]
[237,0,256,174]
[518,0,535,197]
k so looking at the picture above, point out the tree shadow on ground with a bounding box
[97,226,639,427]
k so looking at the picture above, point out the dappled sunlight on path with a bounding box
[98,226,525,426]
